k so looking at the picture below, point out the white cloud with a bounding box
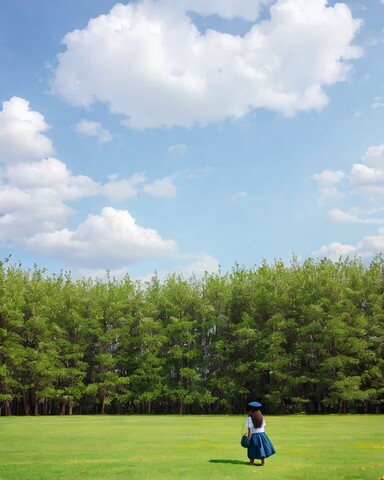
[313,241,357,260]
[371,101,384,109]
[356,228,384,256]
[362,145,384,166]
[0,97,53,163]
[101,173,177,200]
[0,158,99,242]
[0,186,73,243]
[102,173,146,202]
[313,169,346,185]
[177,253,220,278]
[313,144,384,261]
[314,146,384,205]
[7,157,70,189]
[168,144,188,155]
[313,169,346,205]
[0,97,216,276]
[317,186,345,205]
[0,101,181,245]
[142,175,177,197]
[6,157,98,200]
[53,0,362,129]
[186,166,216,179]
[26,207,177,268]
[74,119,112,143]
[350,145,384,200]
[0,158,179,244]
[314,228,384,261]
[350,163,384,187]
[328,208,384,224]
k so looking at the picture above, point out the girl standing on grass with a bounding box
[246,401,276,466]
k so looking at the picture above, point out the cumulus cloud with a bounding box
[0,158,178,243]
[0,158,99,243]
[142,175,177,197]
[313,169,346,204]
[168,144,188,155]
[350,144,384,200]
[371,99,384,109]
[327,208,384,224]
[0,95,181,249]
[26,207,177,268]
[0,96,186,272]
[6,158,98,199]
[357,228,384,255]
[0,97,53,163]
[102,173,146,202]
[313,241,357,261]
[101,173,177,201]
[313,169,346,185]
[314,228,384,261]
[177,253,220,278]
[313,144,384,261]
[361,144,384,166]
[0,188,74,244]
[52,0,362,129]
[351,163,384,187]
[312,145,384,205]
[314,146,384,205]
[74,119,112,143]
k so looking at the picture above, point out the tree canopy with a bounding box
[1,255,383,415]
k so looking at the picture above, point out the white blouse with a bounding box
[246,416,266,434]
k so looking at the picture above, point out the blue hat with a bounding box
[248,401,262,408]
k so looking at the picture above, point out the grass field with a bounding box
[0,414,383,480]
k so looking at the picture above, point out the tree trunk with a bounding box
[34,398,40,416]
[23,394,31,416]
[5,399,12,416]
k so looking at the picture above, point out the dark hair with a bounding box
[250,409,263,429]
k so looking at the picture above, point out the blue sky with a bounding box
[0,0,384,280]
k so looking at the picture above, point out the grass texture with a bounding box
[0,414,383,479]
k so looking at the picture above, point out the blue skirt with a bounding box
[247,432,276,460]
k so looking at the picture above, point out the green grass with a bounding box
[0,414,383,479]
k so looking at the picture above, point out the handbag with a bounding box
[240,434,249,448]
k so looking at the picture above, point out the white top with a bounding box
[246,416,266,434]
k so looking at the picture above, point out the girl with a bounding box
[246,401,276,466]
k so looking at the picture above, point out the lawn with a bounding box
[0,414,383,479]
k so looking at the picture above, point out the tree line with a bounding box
[0,255,383,416]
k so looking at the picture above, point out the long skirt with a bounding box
[247,432,276,460]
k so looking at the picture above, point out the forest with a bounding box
[0,255,383,416]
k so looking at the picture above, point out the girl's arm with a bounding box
[247,426,251,440]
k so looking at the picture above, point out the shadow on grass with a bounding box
[209,459,248,465]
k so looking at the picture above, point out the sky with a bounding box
[0,0,384,281]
